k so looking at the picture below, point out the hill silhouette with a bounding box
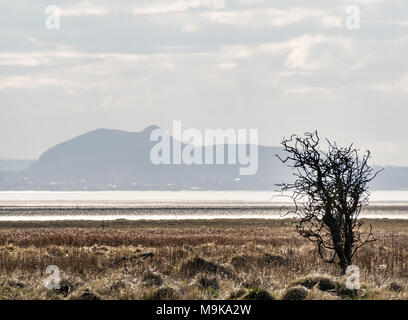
[0,126,406,191]
[10,126,288,190]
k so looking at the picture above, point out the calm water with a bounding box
[0,191,407,221]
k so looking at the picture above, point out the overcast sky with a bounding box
[1,0,407,166]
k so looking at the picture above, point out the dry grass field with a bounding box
[0,218,407,300]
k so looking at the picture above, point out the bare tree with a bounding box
[277,131,382,273]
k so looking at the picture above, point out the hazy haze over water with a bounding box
[0,191,408,221]
[1,191,408,205]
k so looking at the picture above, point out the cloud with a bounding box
[202,8,326,27]
[285,34,333,69]
[217,62,238,69]
[370,73,408,93]
[352,0,386,4]
[59,1,110,16]
[0,51,148,67]
[284,86,331,95]
[0,52,45,66]
[132,0,225,15]
[389,20,408,26]
[218,34,354,70]
[149,7,343,31]
[0,76,68,90]
[321,15,342,28]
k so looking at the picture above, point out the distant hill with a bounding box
[1,126,408,191]
[0,159,34,172]
[371,166,408,191]
[0,126,289,190]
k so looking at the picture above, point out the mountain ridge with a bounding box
[13,125,286,190]
[0,126,407,190]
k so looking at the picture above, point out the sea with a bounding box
[0,191,407,221]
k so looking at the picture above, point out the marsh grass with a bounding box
[0,219,407,299]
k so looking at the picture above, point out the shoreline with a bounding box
[0,217,406,229]
[1,204,408,221]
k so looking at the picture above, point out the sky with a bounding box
[0,0,407,166]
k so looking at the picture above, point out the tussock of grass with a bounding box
[243,288,275,300]
[230,255,255,270]
[143,287,178,300]
[55,279,75,296]
[179,256,233,278]
[197,275,219,290]
[388,281,405,293]
[142,270,164,287]
[260,253,287,266]
[72,289,100,300]
[228,289,246,299]
[282,286,309,300]
[290,275,338,291]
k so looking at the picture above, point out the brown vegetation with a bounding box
[0,219,407,299]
